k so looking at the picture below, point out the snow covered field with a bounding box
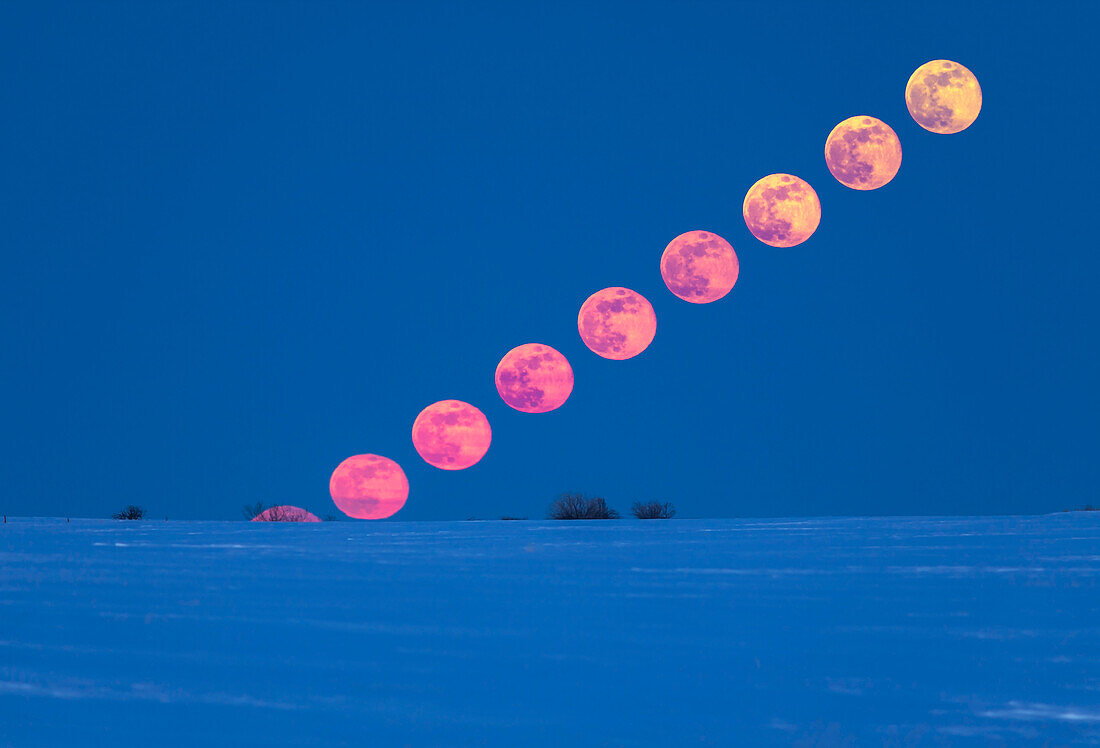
[2,515,1098,746]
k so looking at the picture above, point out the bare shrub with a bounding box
[251,505,319,522]
[242,501,266,520]
[254,505,289,521]
[631,501,676,519]
[112,505,145,520]
[548,493,619,520]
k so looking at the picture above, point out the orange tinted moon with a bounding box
[825,116,903,190]
[578,287,656,359]
[905,60,982,134]
[742,174,821,247]
[495,343,574,413]
[411,399,491,470]
[251,505,321,522]
[329,454,408,519]
[660,230,739,304]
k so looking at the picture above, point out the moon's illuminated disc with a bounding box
[495,343,574,413]
[742,174,821,248]
[905,60,982,134]
[660,230,739,304]
[251,505,321,522]
[824,116,903,190]
[411,399,491,470]
[329,454,409,520]
[577,287,656,359]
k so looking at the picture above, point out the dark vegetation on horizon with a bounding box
[242,502,266,520]
[235,496,682,523]
[632,501,676,519]
[242,502,337,521]
[251,505,297,522]
[548,493,619,520]
[112,505,145,520]
[545,494,678,520]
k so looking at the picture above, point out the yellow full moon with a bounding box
[905,60,982,134]
[824,116,902,190]
[742,174,821,248]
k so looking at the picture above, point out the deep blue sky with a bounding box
[2,2,1097,520]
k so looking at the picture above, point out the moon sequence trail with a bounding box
[324,59,979,520]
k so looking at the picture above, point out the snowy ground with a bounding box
[2,515,1098,746]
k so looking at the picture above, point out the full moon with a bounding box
[660,230,739,304]
[411,399,491,470]
[329,454,409,520]
[495,343,574,413]
[905,60,982,134]
[824,116,903,190]
[742,174,821,247]
[578,287,656,360]
[251,505,321,522]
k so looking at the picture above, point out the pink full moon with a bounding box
[905,60,982,135]
[742,173,821,248]
[824,116,902,190]
[495,343,574,413]
[578,287,656,359]
[329,454,409,520]
[659,230,739,304]
[411,399,491,470]
[251,505,321,522]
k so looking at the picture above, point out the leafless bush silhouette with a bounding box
[250,505,320,522]
[548,493,619,520]
[252,505,295,521]
[257,505,287,521]
[632,501,676,519]
[242,502,266,520]
[112,505,146,520]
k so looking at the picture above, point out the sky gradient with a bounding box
[1,2,1097,520]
